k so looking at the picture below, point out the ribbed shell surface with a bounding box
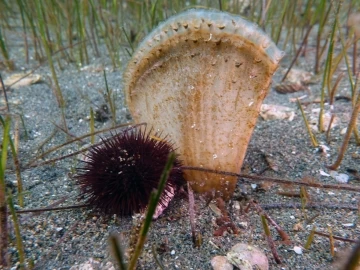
[124,9,283,199]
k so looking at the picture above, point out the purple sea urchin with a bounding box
[75,128,184,216]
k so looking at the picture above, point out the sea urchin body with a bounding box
[75,128,184,216]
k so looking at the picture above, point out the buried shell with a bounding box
[124,9,284,200]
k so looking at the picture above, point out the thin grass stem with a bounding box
[127,153,176,270]
[328,90,360,170]
[297,99,318,147]
[90,107,95,144]
[0,73,9,112]
[341,239,360,270]
[305,226,316,249]
[7,192,25,268]
[0,116,11,267]
[109,233,127,270]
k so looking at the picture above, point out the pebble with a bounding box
[69,259,115,270]
[228,243,269,270]
[211,256,233,270]
[69,258,100,270]
[329,170,349,183]
[238,222,248,229]
[293,246,303,254]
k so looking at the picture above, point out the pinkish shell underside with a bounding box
[124,9,283,199]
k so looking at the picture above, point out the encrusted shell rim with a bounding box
[131,8,284,66]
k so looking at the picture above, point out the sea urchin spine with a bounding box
[75,128,184,217]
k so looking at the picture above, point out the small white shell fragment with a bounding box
[2,73,42,89]
[238,222,248,229]
[80,64,105,73]
[293,246,303,255]
[170,250,176,255]
[152,186,175,219]
[211,256,234,270]
[293,222,304,231]
[318,144,330,153]
[291,95,308,102]
[319,170,330,177]
[340,128,347,135]
[251,184,258,190]
[233,201,240,210]
[342,223,355,227]
[329,171,349,183]
[209,202,222,216]
[260,104,295,121]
